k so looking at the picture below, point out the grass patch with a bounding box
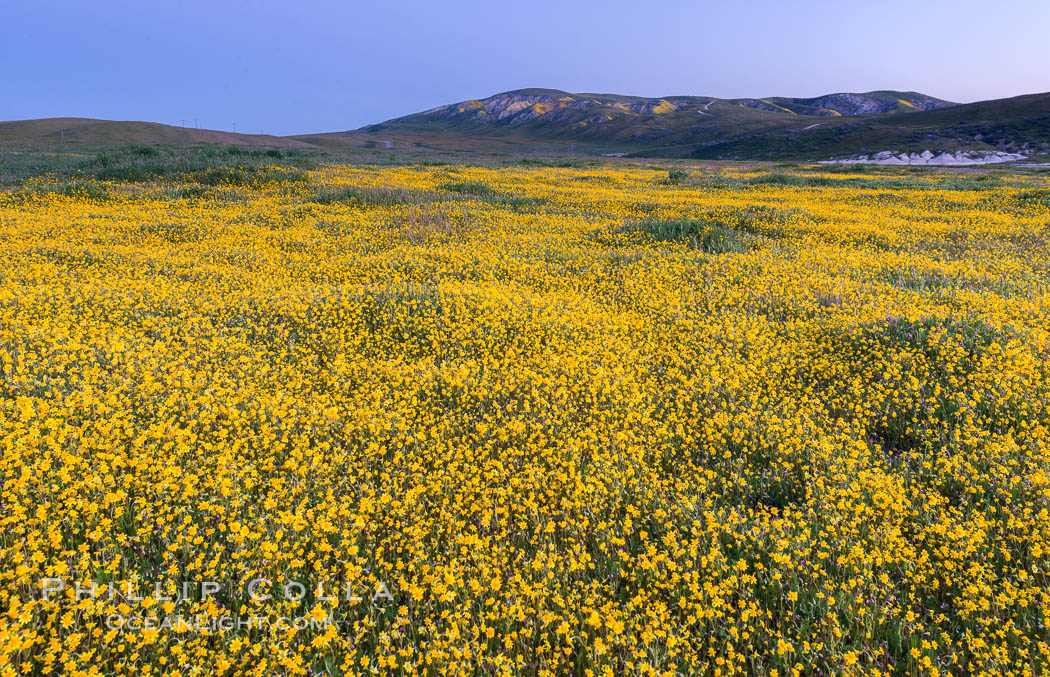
[1012,189,1050,208]
[747,173,807,187]
[311,185,432,207]
[515,158,587,168]
[658,169,690,185]
[9,181,113,203]
[739,172,999,192]
[486,195,549,211]
[627,218,753,253]
[159,185,210,201]
[192,165,308,188]
[2,145,327,187]
[746,173,918,189]
[94,163,170,182]
[817,163,877,173]
[441,180,497,196]
[937,174,1005,191]
[707,205,797,235]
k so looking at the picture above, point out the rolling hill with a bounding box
[2,89,1048,164]
[337,88,1050,162]
[0,118,315,149]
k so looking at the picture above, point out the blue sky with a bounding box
[3,0,1049,135]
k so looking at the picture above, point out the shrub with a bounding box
[629,218,751,253]
[127,144,161,158]
[660,169,690,185]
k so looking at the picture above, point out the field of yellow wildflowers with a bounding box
[1,159,1049,675]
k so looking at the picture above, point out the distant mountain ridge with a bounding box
[370,88,956,130]
[738,91,955,116]
[351,88,1049,162]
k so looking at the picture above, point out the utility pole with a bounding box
[194,118,199,129]
[232,122,236,133]
[179,119,186,128]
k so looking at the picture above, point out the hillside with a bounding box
[0,118,314,149]
[746,91,954,116]
[340,89,1050,162]
[342,88,958,148]
[675,91,1050,161]
[3,90,1048,164]
[362,88,955,130]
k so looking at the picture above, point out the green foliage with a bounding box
[94,164,170,182]
[127,144,160,158]
[0,153,87,186]
[659,169,690,185]
[628,218,752,253]
[714,205,797,234]
[487,196,549,210]
[818,163,873,173]
[441,180,497,196]
[739,171,1012,192]
[160,185,210,201]
[311,185,432,207]
[10,181,113,203]
[937,174,1005,191]
[193,165,308,188]
[515,158,587,168]
[1012,188,1050,207]
[0,145,324,188]
[747,173,806,187]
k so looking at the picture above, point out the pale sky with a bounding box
[3,0,1049,135]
